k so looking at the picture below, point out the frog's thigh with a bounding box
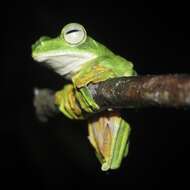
[73,63,115,88]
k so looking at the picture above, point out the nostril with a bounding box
[39,36,51,42]
[32,36,51,51]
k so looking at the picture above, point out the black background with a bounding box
[2,3,190,189]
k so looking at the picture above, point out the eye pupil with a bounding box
[66,29,80,35]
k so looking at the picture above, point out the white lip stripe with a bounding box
[33,51,96,78]
[33,51,95,61]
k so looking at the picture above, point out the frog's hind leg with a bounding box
[88,111,131,171]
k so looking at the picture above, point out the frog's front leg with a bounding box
[55,82,101,120]
[55,84,84,119]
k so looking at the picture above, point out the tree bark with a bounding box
[34,74,190,121]
[88,74,190,111]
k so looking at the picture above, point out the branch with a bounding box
[33,74,190,121]
[88,74,190,110]
[33,88,60,122]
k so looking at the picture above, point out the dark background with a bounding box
[2,3,190,189]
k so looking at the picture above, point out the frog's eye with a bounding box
[62,23,87,45]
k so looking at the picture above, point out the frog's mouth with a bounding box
[33,51,96,78]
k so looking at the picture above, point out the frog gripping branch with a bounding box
[32,23,137,171]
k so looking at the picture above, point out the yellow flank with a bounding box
[73,64,115,88]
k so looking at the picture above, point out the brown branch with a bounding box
[33,88,60,122]
[88,74,190,111]
[33,74,190,121]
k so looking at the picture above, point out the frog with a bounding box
[32,23,137,171]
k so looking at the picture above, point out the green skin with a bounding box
[32,23,136,171]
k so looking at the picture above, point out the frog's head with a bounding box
[32,23,112,77]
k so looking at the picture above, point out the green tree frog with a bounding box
[32,23,137,171]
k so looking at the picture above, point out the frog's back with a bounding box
[72,53,136,88]
[97,53,135,76]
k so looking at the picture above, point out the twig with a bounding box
[33,74,190,121]
[33,88,59,122]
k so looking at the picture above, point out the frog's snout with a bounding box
[32,36,51,51]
